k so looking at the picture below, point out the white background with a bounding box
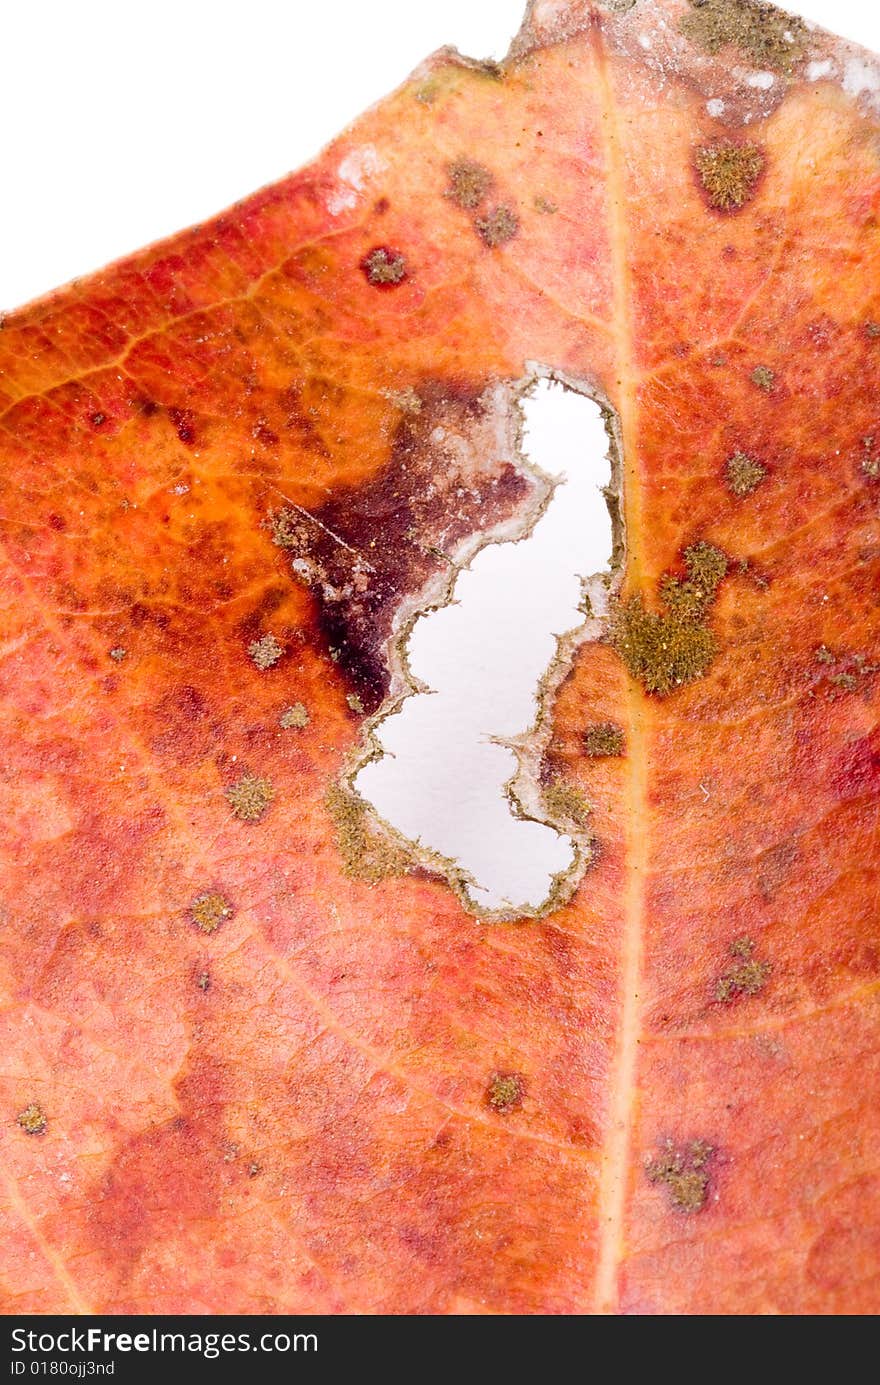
[1,1,877,310]
[2,1,876,910]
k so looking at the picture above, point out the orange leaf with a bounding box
[1,0,878,1314]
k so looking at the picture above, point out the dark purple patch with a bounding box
[168,407,196,446]
[833,729,880,801]
[252,419,279,447]
[270,380,531,712]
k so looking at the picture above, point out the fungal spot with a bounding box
[610,544,728,695]
[611,597,715,693]
[680,0,806,74]
[189,890,233,934]
[269,508,302,549]
[726,451,766,496]
[197,971,211,991]
[646,1139,714,1213]
[695,139,765,212]
[248,634,284,670]
[361,246,407,286]
[325,783,412,883]
[445,159,495,210]
[475,205,519,247]
[279,702,310,730]
[684,540,728,592]
[865,321,880,339]
[715,936,770,1001]
[584,722,625,758]
[534,195,558,214]
[381,386,422,414]
[602,0,638,12]
[815,645,836,664]
[16,1103,47,1136]
[346,693,365,715]
[485,1071,525,1114]
[248,1161,261,1178]
[750,364,775,392]
[862,455,880,480]
[108,645,127,662]
[226,773,275,823]
[90,411,107,428]
[543,779,592,829]
[831,671,858,692]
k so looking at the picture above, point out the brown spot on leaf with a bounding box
[830,671,858,692]
[485,1072,525,1114]
[189,891,233,935]
[684,541,728,592]
[751,364,775,392]
[361,246,407,286]
[584,722,625,757]
[226,773,274,823]
[17,1103,47,1136]
[382,386,422,414]
[610,544,727,695]
[726,451,766,496]
[248,634,284,669]
[696,140,765,213]
[680,0,806,73]
[445,159,495,210]
[475,205,519,247]
[543,779,592,828]
[647,1139,714,1213]
[325,783,412,882]
[279,702,310,730]
[715,936,771,1001]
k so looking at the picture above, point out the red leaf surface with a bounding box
[1,0,879,1314]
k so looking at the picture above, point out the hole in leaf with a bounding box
[354,376,616,916]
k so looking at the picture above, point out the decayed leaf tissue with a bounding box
[1,0,878,1314]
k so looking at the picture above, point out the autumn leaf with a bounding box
[1,0,879,1315]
